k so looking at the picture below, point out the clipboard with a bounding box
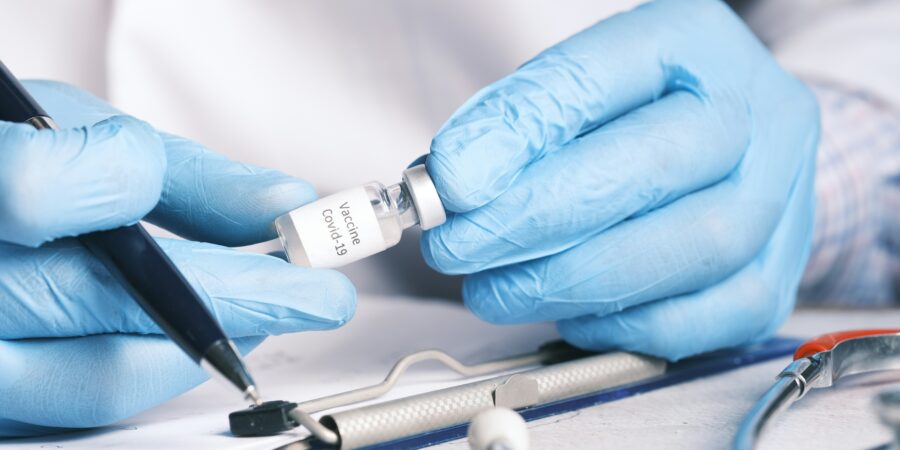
[255,337,801,450]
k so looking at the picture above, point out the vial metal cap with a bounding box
[402,164,446,230]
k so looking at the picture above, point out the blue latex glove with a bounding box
[0,81,356,436]
[422,0,819,360]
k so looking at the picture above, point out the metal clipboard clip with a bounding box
[229,341,667,449]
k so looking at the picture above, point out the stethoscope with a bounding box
[735,329,900,449]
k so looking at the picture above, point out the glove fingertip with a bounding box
[428,130,521,213]
[88,114,167,218]
[420,229,450,273]
[227,171,319,243]
[558,313,690,362]
[94,114,167,170]
[420,227,477,275]
[251,267,357,334]
[309,268,357,326]
[149,137,319,246]
[258,173,318,212]
[461,274,526,325]
[426,150,482,212]
[556,317,614,352]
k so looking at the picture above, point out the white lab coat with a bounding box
[1,0,898,297]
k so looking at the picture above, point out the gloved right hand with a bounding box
[0,81,356,437]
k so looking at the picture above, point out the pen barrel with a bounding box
[79,225,225,361]
[0,60,47,121]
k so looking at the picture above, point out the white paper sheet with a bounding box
[1,295,558,449]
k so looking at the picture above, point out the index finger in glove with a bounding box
[23,80,317,247]
[146,133,317,247]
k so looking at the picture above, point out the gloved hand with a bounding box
[0,81,355,436]
[422,0,819,360]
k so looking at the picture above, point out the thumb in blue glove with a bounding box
[0,81,356,436]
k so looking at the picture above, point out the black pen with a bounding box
[0,60,262,406]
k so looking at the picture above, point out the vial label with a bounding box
[286,186,387,268]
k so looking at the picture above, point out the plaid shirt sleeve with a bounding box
[798,80,900,306]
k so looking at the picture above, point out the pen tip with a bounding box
[245,385,263,406]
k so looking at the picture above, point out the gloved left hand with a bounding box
[422,0,820,360]
[0,81,356,436]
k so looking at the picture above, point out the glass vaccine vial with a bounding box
[274,164,446,268]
